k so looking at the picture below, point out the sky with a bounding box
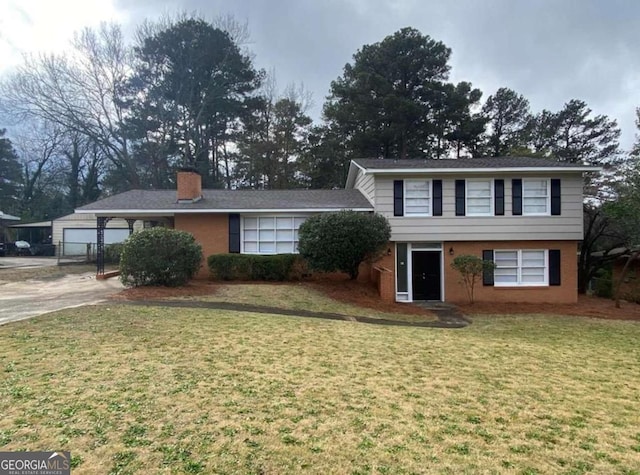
[2,0,639,150]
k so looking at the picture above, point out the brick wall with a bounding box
[174,214,228,278]
[443,240,579,304]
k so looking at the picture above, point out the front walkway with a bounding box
[122,299,470,328]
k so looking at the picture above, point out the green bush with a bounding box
[208,254,299,281]
[104,242,125,264]
[120,228,202,287]
[298,211,391,279]
[593,268,613,298]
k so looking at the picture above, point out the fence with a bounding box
[56,242,124,266]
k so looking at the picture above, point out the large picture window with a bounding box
[404,180,431,216]
[242,216,307,254]
[466,179,493,216]
[523,179,549,215]
[494,249,547,286]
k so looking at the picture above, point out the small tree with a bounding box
[451,254,495,304]
[298,211,391,279]
[120,227,202,287]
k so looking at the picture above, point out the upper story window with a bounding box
[466,179,493,216]
[243,216,307,254]
[494,249,547,286]
[404,180,431,216]
[523,179,550,215]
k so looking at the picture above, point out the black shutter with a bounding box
[482,250,494,286]
[512,179,522,215]
[393,180,404,217]
[432,180,442,216]
[551,179,561,215]
[549,249,561,286]
[396,243,408,292]
[494,179,505,216]
[229,214,240,253]
[455,180,466,216]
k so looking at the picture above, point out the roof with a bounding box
[0,211,20,221]
[352,156,600,171]
[76,189,373,215]
[9,220,52,228]
[346,157,600,189]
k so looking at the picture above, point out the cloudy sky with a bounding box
[2,0,639,149]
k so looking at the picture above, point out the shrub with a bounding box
[451,254,496,304]
[297,211,391,279]
[207,254,299,281]
[593,268,613,298]
[105,242,125,264]
[120,227,202,287]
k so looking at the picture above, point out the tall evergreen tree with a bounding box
[0,129,21,215]
[481,87,531,157]
[323,27,452,159]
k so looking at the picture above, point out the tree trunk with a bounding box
[613,250,640,308]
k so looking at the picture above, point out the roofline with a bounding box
[75,207,374,215]
[360,166,600,174]
[345,160,367,189]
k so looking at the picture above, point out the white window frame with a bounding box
[241,215,308,255]
[465,179,494,216]
[494,249,548,287]
[404,179,432,217]
[522,178,551,216]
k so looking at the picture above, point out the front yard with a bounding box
[1,304,639,474]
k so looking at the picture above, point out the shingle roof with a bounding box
[76,189,373,213]
[353,157,598,170]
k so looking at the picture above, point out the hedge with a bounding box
[207,253,300,281]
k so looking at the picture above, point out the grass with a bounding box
[175,283,437,323]
[1,306,639,474]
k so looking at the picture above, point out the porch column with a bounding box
[96,216,111,275]
[126,219,136,235]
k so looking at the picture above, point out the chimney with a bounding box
[176,169,202,203]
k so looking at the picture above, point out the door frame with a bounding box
[401,242,444,302]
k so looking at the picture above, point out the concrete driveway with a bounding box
[0,256,59,269]
[0,272,123,325]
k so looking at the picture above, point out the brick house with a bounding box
[76,157,597,304]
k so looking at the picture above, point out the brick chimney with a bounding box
[176,169,202,203]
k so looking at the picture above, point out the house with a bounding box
[76,157,597,304]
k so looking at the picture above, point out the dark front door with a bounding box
[412,251,441,300]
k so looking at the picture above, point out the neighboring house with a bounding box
[53,212,143,256]
[76,157,597,304]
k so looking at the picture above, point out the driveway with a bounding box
[0,256,59,269]
[0,272,123,325]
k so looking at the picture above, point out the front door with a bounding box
[411,251,441,300]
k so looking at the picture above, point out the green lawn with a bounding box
[1,305,639,474]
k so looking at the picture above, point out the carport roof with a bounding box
[76,189,374,215]
[0,211,20,221]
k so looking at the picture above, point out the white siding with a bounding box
[354,169,375,205]
[374,173,584,241]
[52,213,143,246]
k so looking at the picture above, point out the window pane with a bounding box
[244,242,257,253]
[276,230,293,241]
[259,242,274,253]
[276,217,293,229]
[244,217,258,229]
[495,274,518,283]
[523,180,547,196]
[259,229,274,241]
[259,217,275,229]
[276,242,293,253]
[467,181,491,197]
[244,230,257,241]
[294,217,307,227]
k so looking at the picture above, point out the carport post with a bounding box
[96,216,111,275]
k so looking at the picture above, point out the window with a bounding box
[494,249,547,286]
[466,179,493,216]
[404,180,431,216]
[242,216,307,254]
[523,179,549,215]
